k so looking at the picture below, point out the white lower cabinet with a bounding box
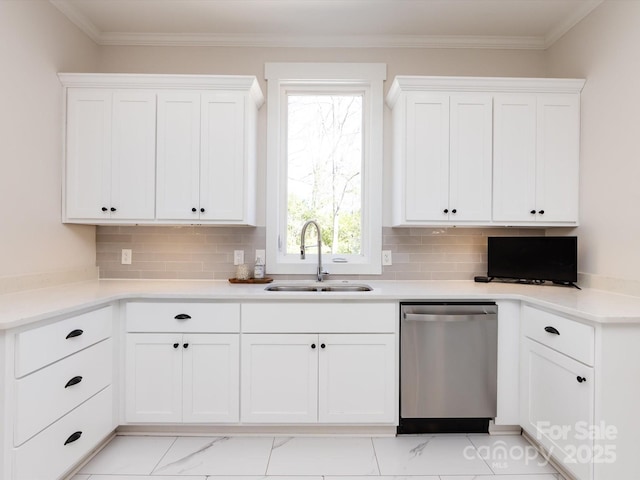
[125,333,239,423]
[13,386,113,480]
[521,338,594,480]
[241,333,395,424]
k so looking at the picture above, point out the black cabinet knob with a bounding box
[192,207,197,212]
[311,343,316,349]
[65,329,83,339]
[538,210,545,215]
[101,207,108,212]
[200,207,205,213]
[183,343,189,349]
[110,207,116,212]
[64,376,83,388]
[443,209,449,214]
[174,314,191,320]
[544,326,560,335]
[577,376,586,383]
[452,209,457,214]
[173,343,179,349]
[530,210,536,215]
[320,343,326,349]
[64,431,82,445]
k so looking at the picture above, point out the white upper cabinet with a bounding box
[393,92,492,225]
[66,89,156,222]
[493,93,580,223]
[387,76,584,227]
[156,92,201,221]
[60,74,263,225]
[65,89,112,220]
[110,92,157,220]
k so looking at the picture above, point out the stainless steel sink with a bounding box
[265,283,373,292]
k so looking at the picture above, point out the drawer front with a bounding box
[126,302,240,332]
[15,306,112,378]
[14,339,113,446]
[242,303,397,333]
[522,305,594,365]
[13,386,114,480]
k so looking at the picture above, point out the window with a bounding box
[265,63,386,275]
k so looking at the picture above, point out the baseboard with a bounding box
[116,424,397,437]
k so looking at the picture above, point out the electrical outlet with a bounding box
[255,249,266,264]
[233,250,245,266]
[382,250,392,266]
[121,249,132,265]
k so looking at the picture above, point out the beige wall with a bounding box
[0,0,99,286]
[547,1,640,285]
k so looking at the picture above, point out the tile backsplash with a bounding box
[96,225,542,281]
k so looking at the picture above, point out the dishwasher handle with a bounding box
[403,312,497,322]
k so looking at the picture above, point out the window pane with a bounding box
[286,94,363,255]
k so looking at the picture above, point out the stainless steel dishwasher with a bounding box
[399,302,498,434]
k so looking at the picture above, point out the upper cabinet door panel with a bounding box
[65,89,112,220]
[493,95,537,222]
[536,95,580,223]
[156,92,202,221]
[110,92,157,220]
[404,93,450,222]
[200,93,245,222]
[449,95,493,222]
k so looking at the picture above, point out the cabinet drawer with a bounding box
[126,302,240,332]
[522,305,594,365]
[12,386,114,480]
[15,306,112,377]
[14,339,113,446]
[242,303,396,333]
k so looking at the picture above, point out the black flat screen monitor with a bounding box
[487,236,578,284]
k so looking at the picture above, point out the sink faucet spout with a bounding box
[300,220,328,282]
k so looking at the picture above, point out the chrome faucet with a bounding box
[300,220,329,282]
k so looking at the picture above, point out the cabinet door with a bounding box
[65,89,112,220]
[200,93,245,222]
[156,92,202,221]
[110,92,157,220]
[318,334,395,424]
[493,95,537,222]
[404,93,450,222]
[521,338,594,480]
[536,94,580,223]
[449,95,493,221]
[125,334,182,423]
[182,334,239,423]
[241,334,318,423]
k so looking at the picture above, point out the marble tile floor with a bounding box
[71,434,564,480]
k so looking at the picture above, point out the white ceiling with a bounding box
[50,0,604,50]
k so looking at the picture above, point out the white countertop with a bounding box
[2,278,640,330]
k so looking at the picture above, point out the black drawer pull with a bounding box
[64,431,82,445]
[577,376,586,383]
[183,343,189,349]
[174,314,191,320]
[173,343,179,349]
[64,376,83,388]
[65,329,84,339]
[544,326,560,335]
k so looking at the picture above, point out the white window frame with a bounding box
[265,63,386,275]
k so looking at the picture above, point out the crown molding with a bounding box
[49,0,101,44]
[544,0,604,48]
[97,32,547,50]
[50,0,598,50]
[386,76,586,108]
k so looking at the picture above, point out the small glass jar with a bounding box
[236,263,251,280]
